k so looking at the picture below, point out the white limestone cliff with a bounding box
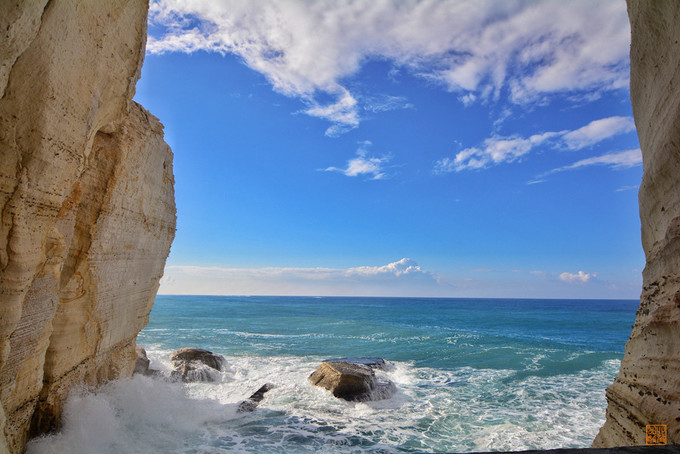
[594,0,680,447]
[2,0,680,452]
[0,1,176,452]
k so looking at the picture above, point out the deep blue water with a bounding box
[28,296,639,454]
[142,295,635,371]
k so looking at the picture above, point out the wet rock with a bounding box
[134,345,151,376]
[309,360,396,402]
[134,345,161,377]
[169,347,227,383]
[237,383,275,413]
[324,357,391,370]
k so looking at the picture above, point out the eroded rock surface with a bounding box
[324,357,391,370]
[0,1,175,452]
[134,345,151,376]
[237,383,275,413]
[309,360,396,402]
[170,348,228,383]
[594,1,680,447]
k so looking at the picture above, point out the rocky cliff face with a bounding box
[1,0,679,452]
[594,1,680,447]
[0,1,176,453]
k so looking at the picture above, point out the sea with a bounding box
[26,295,639,454]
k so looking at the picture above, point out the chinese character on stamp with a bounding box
[646,425,667,445]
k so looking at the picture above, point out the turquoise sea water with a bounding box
[28,296,638,453]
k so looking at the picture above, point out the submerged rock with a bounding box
[309,360,396,402]
[237,383,275,413]
[169,347,227,383]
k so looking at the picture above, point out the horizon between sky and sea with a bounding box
[27,1,647,453]
[135,0,642,301]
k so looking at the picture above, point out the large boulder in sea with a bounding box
[308,359,396,402]
[169,347,228,383]
[324,357,392,370]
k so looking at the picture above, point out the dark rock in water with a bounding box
[169,347,227,383]
[323,357,390,370]
[134,345,161,377]
[237,383,274,413]
[309,361,396,402]
[134,345,151,376]
[170,347,226,370]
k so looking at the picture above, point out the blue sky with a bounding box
[136,0,643,298]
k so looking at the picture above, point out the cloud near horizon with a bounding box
[147,0,630,135]
[158,260,640,299]
[158,258,441,296]
[559,270,596,283]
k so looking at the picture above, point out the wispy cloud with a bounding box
[323,141,391,180]
[536,148,642,180]
[147,0,629,134]
[159,258,440,296]
[616,184,639,192]
[303,88,359,137]
[434,131,559,173]
[561,116,635,150]
[362,94,414,114]
[435,116,635,173]
[559,270,596,283]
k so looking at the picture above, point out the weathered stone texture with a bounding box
[309,360,396,402]
[594,1,680,447]
[169,347,228,383]
[0,1,175,453]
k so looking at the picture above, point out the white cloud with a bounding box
[303,88,359,137]
[559,270,595,283]
[541,148,642,176]
[147,0,629,134]
[362,94,414,114]
[616,184,639,192]
[158,258,439,296]
[348,258,424,276]
[324,142,391,180]
[561,116,636,150]
[435,116,635,173]
[158,261,640,298]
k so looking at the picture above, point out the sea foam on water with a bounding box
[27,296,635,453]
[27,354,620,453]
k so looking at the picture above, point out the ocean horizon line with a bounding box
[155,293,639,302]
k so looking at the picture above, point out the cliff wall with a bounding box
[2,0,679,452]
[594,1,680,447]
[0,1,176,453]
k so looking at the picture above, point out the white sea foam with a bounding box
[26,352,619,453]
[26,376,238,454]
